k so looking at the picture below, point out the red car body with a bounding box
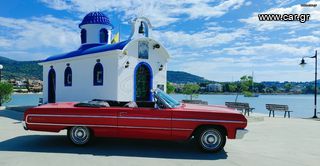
[23,102,247,141]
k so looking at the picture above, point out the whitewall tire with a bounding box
[197,128,226,153]
[68,126,91,145]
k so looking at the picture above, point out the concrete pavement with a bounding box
[0,109,319,166]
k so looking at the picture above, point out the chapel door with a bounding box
[134,63,152,101]
[48,68,56,103]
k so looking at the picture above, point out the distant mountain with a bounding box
[0,56,209,83]
[0,56,42,80]
[167,71,209,84]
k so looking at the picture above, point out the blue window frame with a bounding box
[64,66,72,86]
[100,28,108,43]
[93,63,103,86]
[81,29,87,44]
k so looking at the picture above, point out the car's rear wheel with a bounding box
[68,126,91,145]
[197,128,226,153]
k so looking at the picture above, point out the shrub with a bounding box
[0,82,14,106]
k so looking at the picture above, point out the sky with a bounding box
[0,0,319,82]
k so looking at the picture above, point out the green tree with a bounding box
[166,82,175,94]
[284,83,292,92]
[234,75,254,100]
[302,85,314,94]
[182,84,200,100]
[228,83,238,92]
[223,83,230,92]
[271,85,278,92]
[266,87,274,93]
[240,75,253,92]
[255,83,265,93]
[0,82,14,106]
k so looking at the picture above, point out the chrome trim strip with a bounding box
[25,122,192,131]
[26,114,171,120]
[26,114,246,124]
[172,118,246,124]
[172,128,193,131]
[118,116,171,120]
[26,114,117,119]
[26,122,116,128]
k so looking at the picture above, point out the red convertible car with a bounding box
[23,89,248,153]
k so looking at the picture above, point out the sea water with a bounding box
[5,93,317,118]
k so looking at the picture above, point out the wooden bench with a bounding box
[266,104,292,118]
[225,102,255,116]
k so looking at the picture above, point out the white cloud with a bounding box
[0,51,46,61]
[285,36,320,43]
[40,0,71,10]
[0,16,79,50]
[40,0,246,27]
[240,0,320,31]
[168,56,312,82]
[0,37,13,47]
[164,40,316,82]
[244,1,252,6]
[175,0,245,19]
[153,28,248,49]
[274,0,296,7]
[288,30,295,35]
[312,31,320,35]
[222,43,313,59]
[0,15,80,60]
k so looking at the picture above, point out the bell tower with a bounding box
[130,17,153,39]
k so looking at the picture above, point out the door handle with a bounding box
[119,112,127,116]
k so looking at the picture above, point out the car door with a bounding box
[79,107,118,138]
[117,105,172,140]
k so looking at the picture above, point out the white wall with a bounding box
[41,39,169,103]
[42,65,49,103]
[42,51,120,103]
[80,24,112,44]
[117,38,168,101]
[130,17,153,39]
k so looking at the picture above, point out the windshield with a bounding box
[155,89,180,108]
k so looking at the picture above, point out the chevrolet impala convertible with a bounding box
[23,89,248,153]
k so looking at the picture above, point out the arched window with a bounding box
[64,66,72,86]
[81,29,87,44]
[99,28,108,43]
[93,63,103,86]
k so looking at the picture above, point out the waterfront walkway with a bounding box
[0,109,318,166]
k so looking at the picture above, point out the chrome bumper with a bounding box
[22,121,28,130]
[235,129,248,139]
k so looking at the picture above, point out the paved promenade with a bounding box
[0,109,319,166]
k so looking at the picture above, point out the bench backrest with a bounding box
[266,104,288,111]
[225,102,250,109]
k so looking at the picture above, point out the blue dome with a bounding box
[79,12,113,28]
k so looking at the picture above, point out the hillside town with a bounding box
[171,81,316,94]
[2,77,314,95]
[6,79,42,93]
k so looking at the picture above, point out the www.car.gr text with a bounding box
[258,14,310,23]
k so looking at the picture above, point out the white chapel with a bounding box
[39,12,170,103]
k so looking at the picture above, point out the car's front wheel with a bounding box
[197,128,226,153]
[68,126,91,145]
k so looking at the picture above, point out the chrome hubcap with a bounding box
[70,126,89,144]
[76,130,84,137]
[201,129,222,150]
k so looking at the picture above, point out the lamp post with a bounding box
[300,50,318,118]
[0,64,3,107]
